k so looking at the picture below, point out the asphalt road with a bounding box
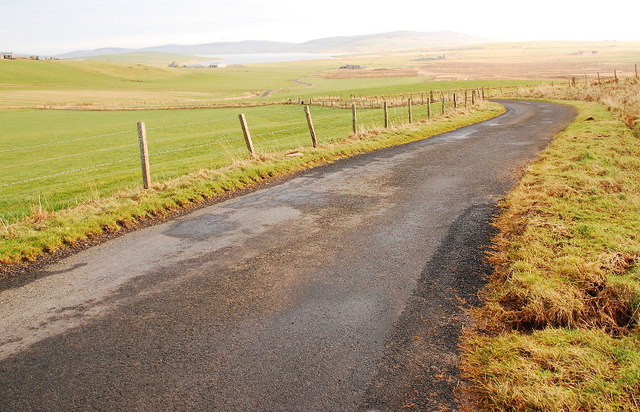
[0,100,575,411]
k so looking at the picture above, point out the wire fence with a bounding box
[0,85,500,223]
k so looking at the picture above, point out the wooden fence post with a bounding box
[238,113,256,156]
[440,93,445,115]
[304,106,318,148]
[426,98,431,120]
[136,121,151,189]
[481,87,485,101]
[408,97,413,124]
[635,64,638,79]
[464,90,468,107]
[384,101,389,128]
[471,89,476,105]
[351,103,358,134]
[453,93,457,109]
[614,70,618,82]
[597,72,601,83]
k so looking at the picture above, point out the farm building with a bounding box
[1,52,15,60]
[339,64,366,70]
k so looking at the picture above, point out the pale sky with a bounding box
[2,0,639,55]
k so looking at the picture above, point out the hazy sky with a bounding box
[2,0,639,55]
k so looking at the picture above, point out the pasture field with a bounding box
[0,102,445,224]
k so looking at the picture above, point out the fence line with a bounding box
[0,79,561,219]
[6,73,638,224]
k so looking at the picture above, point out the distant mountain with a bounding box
[297,31,485,53]
[57,31,486,59]
[57,47,134,59]
[143,40,297,55]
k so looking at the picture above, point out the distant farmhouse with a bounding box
[170,61,227,69]
[339,64,366,70]
[1,52,15,60]
[413,54,447,62]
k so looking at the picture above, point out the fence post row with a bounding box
[304,106,318,148]
[133,80,577,191]
[238,113,256,157]
[136,121,151,189]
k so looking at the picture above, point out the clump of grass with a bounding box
[463,329,640,411]
[0,103,504,268]
[461,99,640,410]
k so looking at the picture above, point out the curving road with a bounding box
[0,100,575,411]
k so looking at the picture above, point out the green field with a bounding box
[0,102,447,224]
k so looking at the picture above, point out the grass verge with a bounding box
[461,99,640,410]
[0,102,504,272]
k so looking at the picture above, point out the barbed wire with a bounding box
[0,129,135,154]
[143,107,301,131]
[0,106,323,155]
[0,142,140,171]
[149,137,241,157]
[252,125,307,139]
[0,157,138,188]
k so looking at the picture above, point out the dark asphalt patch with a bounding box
[358,204,498,411]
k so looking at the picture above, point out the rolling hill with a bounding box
[57,30,486,59]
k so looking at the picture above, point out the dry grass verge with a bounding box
[461,93,640,410]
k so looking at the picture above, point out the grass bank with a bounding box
[0,102,504,272]
[461,98,640,410]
